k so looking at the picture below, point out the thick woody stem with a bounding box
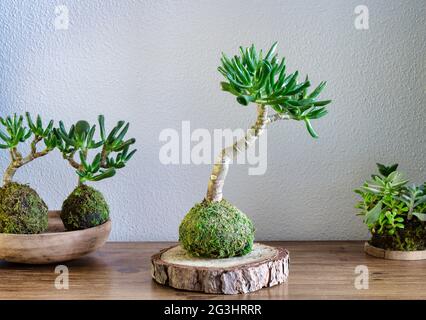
[206,104,268,202]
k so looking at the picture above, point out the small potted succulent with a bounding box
[355,163,426,259]
[179,42,331,258]
[55,115,136,231]
[0,113,56,234]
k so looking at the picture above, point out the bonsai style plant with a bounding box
[55,115,136,230]
[179,42,331,258]
[355,163,426,251]
[0,113,57,234]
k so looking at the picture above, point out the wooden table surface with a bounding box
[1,241,425,300]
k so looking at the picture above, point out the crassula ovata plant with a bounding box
[179,42,331,258]
[55,115,136,230]
[0,113,57,234]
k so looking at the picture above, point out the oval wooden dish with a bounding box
[0,211,111,264]
[364,242,426,261]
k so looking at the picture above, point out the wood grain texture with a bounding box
[1,241,426,299]
[0,211,111,264]
[364,242,426,260]
[151,244,289,294]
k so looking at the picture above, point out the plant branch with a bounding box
[2,136,50,185]
[64,150,81,170]
[100,145,109,168]
[266,113,291,124]
[11,147,22,161]
[206,104,268,202]
[30,136,42,154]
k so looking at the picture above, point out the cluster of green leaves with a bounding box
[0,113,56,151]
[55,115,136,184]
[218,42,331,138]
[355,163,426,236]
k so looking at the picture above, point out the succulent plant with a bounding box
[55,115,136,230]
[206,43,331,203]
[181,42,331,258]
[218,42,331,138]
[0,113,54,234]
[355,163,426,250]
[55,115,136,184]
[0,113,57,185]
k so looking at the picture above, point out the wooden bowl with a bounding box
[364,242,426,260]
[0,211,111,264]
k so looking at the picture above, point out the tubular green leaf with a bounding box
[98,115,106,141]
[308,81,327,99]
[313,100,332,107]
[36,115,42,130]
[304,118,319,138]
[265,42,278,61]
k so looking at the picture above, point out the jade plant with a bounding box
[355,163,426,251]
[55,115,136,230]
[0,113,57,234]
[179,42,331,258]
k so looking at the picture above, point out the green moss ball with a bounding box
[61,185,109,231]
[0,182,48,234]
[179,199,255,258]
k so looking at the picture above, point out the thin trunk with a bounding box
[3,163,18,185]
[205,104,268,202]
[2,141,49,186]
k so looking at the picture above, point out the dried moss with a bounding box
[179,199,255,258]
[0,182,48,234]
[61,184,109,231]
[370,219,426,251]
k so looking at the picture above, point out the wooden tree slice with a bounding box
[151,243,289,294]
[364,242,426,260]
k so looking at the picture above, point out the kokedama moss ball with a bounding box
[0,182,48,234]
[61,184,109,231]
[179,199,255,258]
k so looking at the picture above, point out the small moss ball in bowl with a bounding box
[0,182,48,234]
[61,185,109,231]
[179,199,255,258]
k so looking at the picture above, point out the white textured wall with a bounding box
[0,0,425,241]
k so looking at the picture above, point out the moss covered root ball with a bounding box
[61,185,109,231]
[179,199,255,258]
[0,182,48,234]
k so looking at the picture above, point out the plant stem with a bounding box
[205,104,268,202]
[65,150,80,169]
[2,137,50,186]
[3,163,18,185]
[100,145,109,168]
